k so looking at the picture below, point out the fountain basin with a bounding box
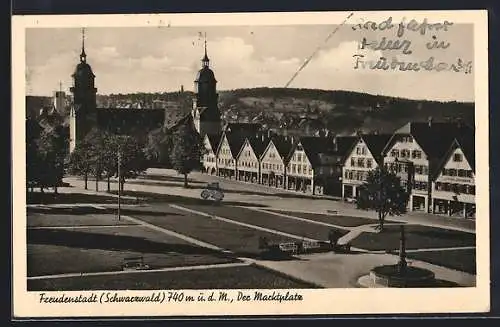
[370,264,436,288]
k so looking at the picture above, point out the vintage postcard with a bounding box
[12,10,489,317]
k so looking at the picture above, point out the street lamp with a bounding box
[117,150,121,221]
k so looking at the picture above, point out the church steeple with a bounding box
[202,33,209,68]
[80,28,87,63]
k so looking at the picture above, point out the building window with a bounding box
[367,159,373,168]
[468,185,476,195]
[453,153,463,162]
[297,153,302,162]
[298,165,302,174]
[356,147,361,154]
[357,158,365,168]
[292,164,296,174]
[308,167,312,175]
[351,158,355,167]
[345,170,349,179]
[466,170,473,178]
[448,169,457,176]
[402,136,413,143]
[391,149,399,157]
[361,147,366,155]
[348,171,353,179]
[458,169,466,177]
[460,184,468,193]
[400,149,410,158]
[413,181,428,191]
[412,150,422,159]
[415,165,428,175]
[435,182,443,190]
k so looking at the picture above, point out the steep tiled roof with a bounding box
[432,130,475,179]
[385,121,473,159]
[332,136,358,157]
[296,136,336,167]
[270,135,294,160]
[361,134,392,159]
[206,132,223,152]
[224,132,247,159]
[247,135,269,158]
[457,132,475,171]
[384,121,474,176]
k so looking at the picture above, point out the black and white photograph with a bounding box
[12,10,489,317]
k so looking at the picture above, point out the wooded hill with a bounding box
[218,87,475,134]
[26,87,474,135]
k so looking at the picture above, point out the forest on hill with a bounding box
[26,87,474,135]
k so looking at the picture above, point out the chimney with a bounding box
[267,129,272,138]
[290,136,294,144]
[261,133,265,142]
[180,85,184,93]
[427,116,433,127]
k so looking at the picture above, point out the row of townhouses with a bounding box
[200,119,475,219]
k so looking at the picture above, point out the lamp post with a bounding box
[117,150,121,221]
[397,224,407,274]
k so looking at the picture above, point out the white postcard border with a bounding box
[12,10,490,317]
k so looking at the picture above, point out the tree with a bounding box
[67,138,93,190]
[356,166,409,231]
[100,133,119,192]
[26,117,42,192]
[85,128,108,192]
[115,135,148,192]
[144,127,173,166]
[170,124,203,188]
[36,125,68,194]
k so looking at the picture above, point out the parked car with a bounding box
[200,182,224,202]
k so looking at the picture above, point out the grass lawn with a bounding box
[350,224,476,251]
[28,225,236,276]
[404,249,476,274]
[266,209,378,227]
[27,211,136,228]
[184,204,348,241]
[128,204,298,256]
[27,191,139,205]
[28,264,319,291]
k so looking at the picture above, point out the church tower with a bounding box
[69,28,97,152]
[191,35,221,137]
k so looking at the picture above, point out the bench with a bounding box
[302,241,321,251]
[122,256,150,271]
[278,242,298,254]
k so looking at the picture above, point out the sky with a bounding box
[25,24,474,102]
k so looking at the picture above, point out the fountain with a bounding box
[367,225,436,287]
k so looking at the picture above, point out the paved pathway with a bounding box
[28,262,252,281]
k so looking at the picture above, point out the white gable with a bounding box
[203,135,214,154]
[262,141,281,162]
[237,140,256,161]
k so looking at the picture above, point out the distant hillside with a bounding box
[26,88,474,136]
[218,87,475,134]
